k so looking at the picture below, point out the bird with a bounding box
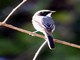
[32,10,56,49]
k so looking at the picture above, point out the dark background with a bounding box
[0,0,80,60]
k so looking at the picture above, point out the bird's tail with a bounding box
[44,32,55,49]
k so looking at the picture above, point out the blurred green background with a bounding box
[0,0,80,60]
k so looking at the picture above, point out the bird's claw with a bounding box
[32,32,36,36]
[32,31,38,36]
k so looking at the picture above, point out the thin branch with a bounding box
[0,22,43,38]
[0,22,80,49]
[33,40,47,60]
[54,39,80,49]
[0,0,27,25]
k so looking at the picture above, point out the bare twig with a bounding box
[54,39,80,49]
[0,22,80,49]
[0,22,43,38]
[33,40,47,60]
[0,0,27,25]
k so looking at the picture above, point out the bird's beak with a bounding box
[47,11,56,16]
[51,11,56,13]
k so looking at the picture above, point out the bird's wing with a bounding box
[42,17,55,33]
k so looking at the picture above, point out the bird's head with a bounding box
[33,10,56,17]
[32,10,56,20]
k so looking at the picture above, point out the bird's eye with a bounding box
[39,11,50,16]
[39,12,44,15]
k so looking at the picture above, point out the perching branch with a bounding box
[0,0,27,25]
[0,22,80,49]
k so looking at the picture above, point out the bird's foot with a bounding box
[32,31,38,36]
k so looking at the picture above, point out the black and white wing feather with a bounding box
[42,16,55,33]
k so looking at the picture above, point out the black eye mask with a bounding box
[39,11,51,16]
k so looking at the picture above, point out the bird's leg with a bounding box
[32,31,38,36]
[33,31,38,33]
